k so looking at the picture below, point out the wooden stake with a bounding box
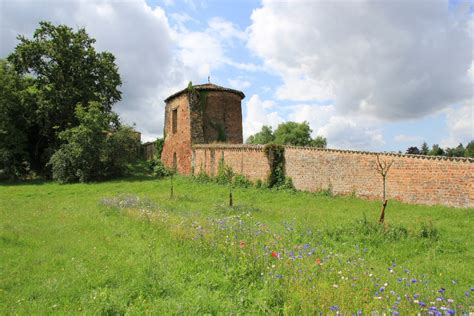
[379,199,388,224]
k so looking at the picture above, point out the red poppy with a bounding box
[271,251,279,258]
[315,258,321,265]
[239,240,246,249]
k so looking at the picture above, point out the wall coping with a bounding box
[192,143,474,163]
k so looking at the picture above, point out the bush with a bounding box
[234,174,252,188]
[194,169,212,183]
[49,102,140,183]
[152,159,170,178]
[215,158,234,185]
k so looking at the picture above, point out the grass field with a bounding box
[1,175,473,314]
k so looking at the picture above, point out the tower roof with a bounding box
[164,83,245,102]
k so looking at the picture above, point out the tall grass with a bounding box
[0,176,472,314]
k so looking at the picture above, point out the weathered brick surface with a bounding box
[193,144,269,181]
[202,92,243,144]
[161,85,244,174]
[161,94,192,174]
[160,84,473,208]
[192,144,474,208]
[285,147,473,207]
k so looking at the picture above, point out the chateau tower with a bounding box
[161,83,245,173]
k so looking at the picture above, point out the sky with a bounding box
[1,0,473,152]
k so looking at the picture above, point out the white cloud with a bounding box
[248,0,473,120]
[227,78,251,91]
[0,0,249,142]
[207,17,246,43]
[243,94,284,140]
[394,134,423,143]
[441,102,474,147]
[288,104,384,150]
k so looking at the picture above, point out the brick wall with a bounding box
[192,144,474,208]
[161,94,193,174]
[192,144,269,181]
[202,91,243,144]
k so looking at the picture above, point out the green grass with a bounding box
[1,176,473,314]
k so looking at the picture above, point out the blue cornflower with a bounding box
[330,305,339,311]
[303,243,310,249]
[411,279,417,283]
[380,286,385,292]
[430,306,437,311]
[419,301,427,307]
[464,291,470,296]
[392,312,399,316]
[447,309,455,315]
[471,287,474,291]
[414,294,420,299]
[438,288,446,293]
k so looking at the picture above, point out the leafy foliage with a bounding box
[429,144,445,156]
[0,60,32,178]
[445,143,465,157]
[246,122,326,148]
[465,141,474,158]
[274,121,312,146]
[7,21,122,171]
[49,102,139,183]
[263,144,292,189]
[406,146,420,155]
[246,125,275,144]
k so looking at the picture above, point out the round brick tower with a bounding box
[161,83,245,174]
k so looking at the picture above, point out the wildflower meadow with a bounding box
[1,176,473,314]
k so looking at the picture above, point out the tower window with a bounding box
[172,108,178,134]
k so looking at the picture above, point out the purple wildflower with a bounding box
[438,288,446,293]
[330,305,339,311]
[447,309,455,315]
[411,279,417,283]
[464,291,470,296]
[419,301,427,307]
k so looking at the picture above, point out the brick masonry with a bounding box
[192,144,474,208]
[161,84,244,174]
[157,84,473,208]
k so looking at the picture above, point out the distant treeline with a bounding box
[405,141,473,158]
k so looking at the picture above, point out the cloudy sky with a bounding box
[1,0,473,151]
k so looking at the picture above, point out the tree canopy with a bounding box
[246,122,327,148]
[246,125,275,144]
[5,21,122,172]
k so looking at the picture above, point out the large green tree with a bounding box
[273,121,326,147]
[246,125,275,144]
[49,102,140,183]
[7,21,122,171]
[0,60,33,178]
[464,141,474,158]
[246,121,327,148]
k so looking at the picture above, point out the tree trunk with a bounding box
[379,199,388,224]
[170,176,174,199]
